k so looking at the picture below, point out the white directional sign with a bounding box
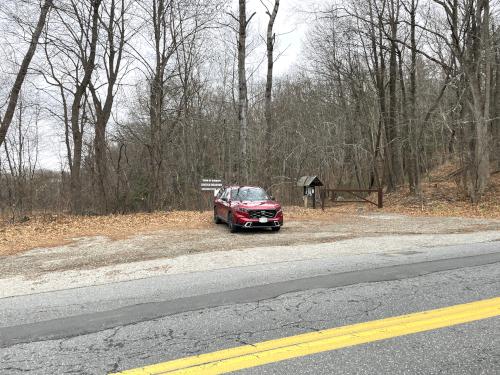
[200,179,223,192]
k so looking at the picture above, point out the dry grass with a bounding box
[0,211,211,256]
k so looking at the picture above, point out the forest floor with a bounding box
[0,162,499,257]
[359,162,500,219]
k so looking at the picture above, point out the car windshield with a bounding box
[231,188,269,202]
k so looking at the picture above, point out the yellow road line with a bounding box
[111,296,500,375]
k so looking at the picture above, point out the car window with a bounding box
[215,188,223,199]
[220,189,229,200]
[231,188,269,202]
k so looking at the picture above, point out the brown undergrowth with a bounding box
[360,163,500,219]
[0,211,211,256]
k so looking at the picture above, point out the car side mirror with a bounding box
[221,197,227,202]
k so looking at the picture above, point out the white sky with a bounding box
[34,0,320,170]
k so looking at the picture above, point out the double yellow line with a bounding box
[112,296,500,375]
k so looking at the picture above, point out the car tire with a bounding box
[214,209,222,224]
[271,227,281,232]
[228,213,239,233]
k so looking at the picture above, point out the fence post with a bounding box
[378,188,383,208]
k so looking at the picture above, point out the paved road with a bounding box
[0,241,499,374]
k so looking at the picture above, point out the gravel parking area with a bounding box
[1,211,499,297]
[3,212,499,275]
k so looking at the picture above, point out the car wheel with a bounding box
[271,227,281,232]
[228,213,239,233]
[214,209,222,224]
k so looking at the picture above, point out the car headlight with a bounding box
[237,207,249,213]
[276,208,282,215]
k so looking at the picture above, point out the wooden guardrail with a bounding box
[321,188,384,210]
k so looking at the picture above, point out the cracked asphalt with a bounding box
[0,238,499,374]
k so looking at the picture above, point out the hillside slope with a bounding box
[366,162,500,218]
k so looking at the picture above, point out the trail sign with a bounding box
[200,179,223,192]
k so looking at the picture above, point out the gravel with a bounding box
[0,212,499,298]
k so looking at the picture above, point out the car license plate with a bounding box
[259,218,268,223]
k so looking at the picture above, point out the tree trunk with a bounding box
[264,0,279,189]
[94,118,108,212]
[69,0,101,214]
[467,0,491,202]
[469,77,491,202]
[492,28,500,171]
[149,73,164,210]
[89,0,126,214]
[238,0,251,183]
[386,0,404,190]
[0,0,53,148]
[368,0,385,190]
[408,0,421,195]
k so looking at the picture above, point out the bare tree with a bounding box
[262,0,279,188]
[431,0,491,202]
[237,0,255,183]
[127,0,221,210]
[493,26,500,171]
[0,0,53,149]
[385,0,404,191]
[89,0,130,213]
[134,0,192,210]
[41,0,102,214]
[69,0,101,214]
[406,0,421,195]
[1,93,40,219]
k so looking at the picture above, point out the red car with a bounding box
[214,186,283,233]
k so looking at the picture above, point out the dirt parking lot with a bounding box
[1,208,499,298]
[2,210,499,280]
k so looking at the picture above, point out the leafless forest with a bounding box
[0,0,499,217]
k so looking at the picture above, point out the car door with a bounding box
[214,188,222,218]
[219,188,232,220]
[214,188,223,218]
[216,188,229,220]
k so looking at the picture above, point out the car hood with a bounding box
[233,200,280,210]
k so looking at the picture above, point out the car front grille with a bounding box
[249,210,276,219]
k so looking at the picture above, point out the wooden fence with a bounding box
[320,188,384,210]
